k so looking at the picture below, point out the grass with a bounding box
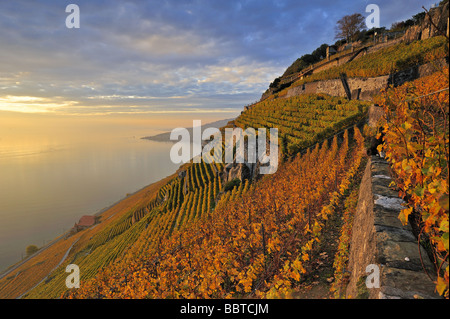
[273,36,448,98]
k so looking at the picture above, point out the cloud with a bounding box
[0,95,79,113]
[0,0,439,115]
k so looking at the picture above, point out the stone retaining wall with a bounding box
[284,58,448,101]
[345,155,441,299]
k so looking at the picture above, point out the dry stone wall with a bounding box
[345,155,441,299]
[284,58,448,102]
[345,104,441,299]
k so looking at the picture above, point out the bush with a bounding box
[26,245,39,256]
[224,178,241,192]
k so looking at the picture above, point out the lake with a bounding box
[0,112,237,272]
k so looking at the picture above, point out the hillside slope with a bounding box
[1,3,448,299]
[65,126,366,298]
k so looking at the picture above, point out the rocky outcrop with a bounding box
[403,2,449,43]
[388,57,449,88]
[223,162,252,184]
[220,128,280,184]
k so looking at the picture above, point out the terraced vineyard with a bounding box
[15,35,444,300]
[282,36,448,95]
[0,234,81,299]
[235,94,369,155]
[22,158,228,298]
[65,126,367,298]
[15,89,370,299]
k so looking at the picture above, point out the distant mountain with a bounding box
[141,118,234,142]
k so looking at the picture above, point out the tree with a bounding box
[412,12,426,25]
[26,245,39,256]
[391,19,414,32]
[335,13,365,43]
[224,178,240,192]
[311,43,329,60]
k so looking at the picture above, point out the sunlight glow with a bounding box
[0,95,78,113]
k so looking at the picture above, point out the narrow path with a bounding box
[17,238,80,299]
[0,232,70,281]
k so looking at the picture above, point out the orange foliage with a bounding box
[65,127,365,299]
[375,67,449,298]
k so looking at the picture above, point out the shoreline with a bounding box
[0,116,234,277]
[0,167,181,278]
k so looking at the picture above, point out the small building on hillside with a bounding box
[326,45,337,60]
[74,215,96,232]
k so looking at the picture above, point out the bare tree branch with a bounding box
[335,13,365,42]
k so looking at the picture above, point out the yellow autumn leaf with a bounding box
[436,276,448,296]
[398,207,413,226]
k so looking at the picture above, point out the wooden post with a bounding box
[188,251,191,268]
[340,73,352,101]
[308,206,311,233]
[335,172,337,190]
[261,222,267,273]
[447,17,449,38]
[157,238,161,261]
[261,223,266,256]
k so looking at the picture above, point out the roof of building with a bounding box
[77,215,95,227]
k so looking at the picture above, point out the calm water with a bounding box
[0,136,180,272]
[0,113,237,272]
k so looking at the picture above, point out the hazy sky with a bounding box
[0,0,437,116]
